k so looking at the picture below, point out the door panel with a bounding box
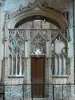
[31,57,45,98]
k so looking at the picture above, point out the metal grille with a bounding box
[0,84,75,100]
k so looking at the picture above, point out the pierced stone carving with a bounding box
[9,29,25,56]
[8,29,59,56]
[30,30,46,55]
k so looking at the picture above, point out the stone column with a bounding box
[19,54,22,75]
[46,30,52,82]
[63,56,66,75]
[59,56,62,75]
[55,56,58,75]
[73,0,75,84]
[64,2,74,98]
[45,30,52,98]
[0,3,2,82]
[24,30,31,99]
[4,29,11,83]
[16,54,18,75]
[24,30,31,84]
[67,0,74,84]
[0,1,6,100]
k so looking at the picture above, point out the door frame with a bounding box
[31,55,46,98]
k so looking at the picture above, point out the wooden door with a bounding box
[31,57,45,98]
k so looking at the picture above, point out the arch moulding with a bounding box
[7,1,68,29]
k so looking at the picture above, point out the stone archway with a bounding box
[6,0,69,85]
[6,1,69,99]
[7,1,68,29]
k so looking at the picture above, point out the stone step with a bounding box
[25,98,46,100]
[33,98,45,100]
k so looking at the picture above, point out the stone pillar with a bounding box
[73,0,75,84]
[46,30,52,82]
[63,56,66,75]
[24,30,31,83]
[24,30,31,99]
[45,30,52,98]
[16,54,18,75]
[59,56,62,75]
[19,54,22,75]
[0,1,6,100]
[67,0,74,84]
[4,28,10,84]
[55,56,58,75]
[0,2,3,82]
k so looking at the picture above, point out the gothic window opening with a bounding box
[8,30,25,76]
[51,54,67,75]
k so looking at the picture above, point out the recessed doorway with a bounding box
[31,57,45,98]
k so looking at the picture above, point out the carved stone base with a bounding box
[0,82,4,100]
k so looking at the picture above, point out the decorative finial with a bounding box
[43,1,49,7]
[28,2,32,8]
[19,4,23,11]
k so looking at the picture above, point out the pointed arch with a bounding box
[7,1,68,29]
